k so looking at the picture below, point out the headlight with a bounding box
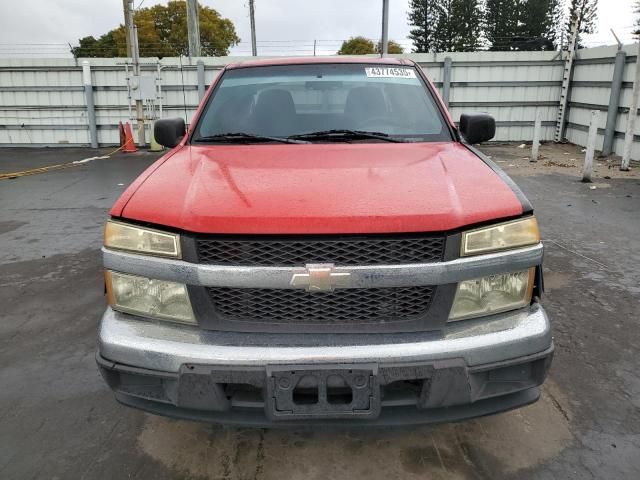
[461,217,540,256]
[449,268,535,321]
[104,220,180,258]
[106,271,195,324]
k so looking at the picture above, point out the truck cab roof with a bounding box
[225,56,415,70]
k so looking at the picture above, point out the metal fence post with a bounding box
[582,110,599,182]
[531,110,542,162]
[82,60,98,148]
[602,50,626,156]
[443,57,452,108]
[197,60,205,101]
[622,43,640,171]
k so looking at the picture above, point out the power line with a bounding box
[0,32,630,59]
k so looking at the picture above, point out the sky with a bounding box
[0,0,636,57]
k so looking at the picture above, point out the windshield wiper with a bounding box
[288,129,406,143]
[195,132,309,144]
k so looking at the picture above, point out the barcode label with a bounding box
[365,67,417,79]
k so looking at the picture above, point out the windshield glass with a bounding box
[192,63,451,143]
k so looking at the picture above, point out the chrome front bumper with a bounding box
[98,303,552,372]
[97,304,553,425]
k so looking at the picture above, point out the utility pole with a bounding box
[122,0,132,58]
[249,0,257,56]
[186,0,201,57]
[381,0,389,57]
[125,0,138,73]
[126,0,145,147]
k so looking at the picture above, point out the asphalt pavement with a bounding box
[1,145,639,479]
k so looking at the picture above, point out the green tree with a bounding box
[72,1,239,58]
[448,0,483,52]
[485,0,520,50]
[520,0,552,37]
[635,0,640,38]
[74,32,119,57]
[546,0,566,48]
[566,0,598,48]
[409,0,482,52]
[433,0,456,52]
[408,0,442,52]
[516,0,564,50]
[375,40,405,54]
[485,0,563,51]
[338,36,376,55]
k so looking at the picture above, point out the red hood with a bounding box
[113,143,523,234]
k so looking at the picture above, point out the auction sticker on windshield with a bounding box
[365,67,417,79]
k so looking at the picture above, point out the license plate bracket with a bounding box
[265,364,380,421]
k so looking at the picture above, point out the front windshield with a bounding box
[192,63,451,143]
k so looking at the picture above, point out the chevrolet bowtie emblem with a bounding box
[290,264,352,292]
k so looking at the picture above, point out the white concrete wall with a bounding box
[0,47,639,159]
[566,44,640,159]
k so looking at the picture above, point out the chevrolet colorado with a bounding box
[97,57,552,425]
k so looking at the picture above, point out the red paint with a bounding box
[114,142,523,234]
[110,147,180,216]
[111,57,523,235]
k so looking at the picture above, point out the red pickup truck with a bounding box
[97,57,552,425]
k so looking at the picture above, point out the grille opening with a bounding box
[293,378,319,405]
[327,386,353,405]
[224,383,260,399]
[195,235,446,266]
[206,286,436,325]
[211,379,431,409]
[381,380,424,406]
[383,380,423,395]
[327,374,353,405]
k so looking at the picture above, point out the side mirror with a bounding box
[459,113,496,144]
[154,118,186,148]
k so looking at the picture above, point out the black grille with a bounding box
[206,286,436,325]
[196,235,445,266]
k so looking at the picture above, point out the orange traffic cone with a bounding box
[118,121,125,147]
[123,122,137,153]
